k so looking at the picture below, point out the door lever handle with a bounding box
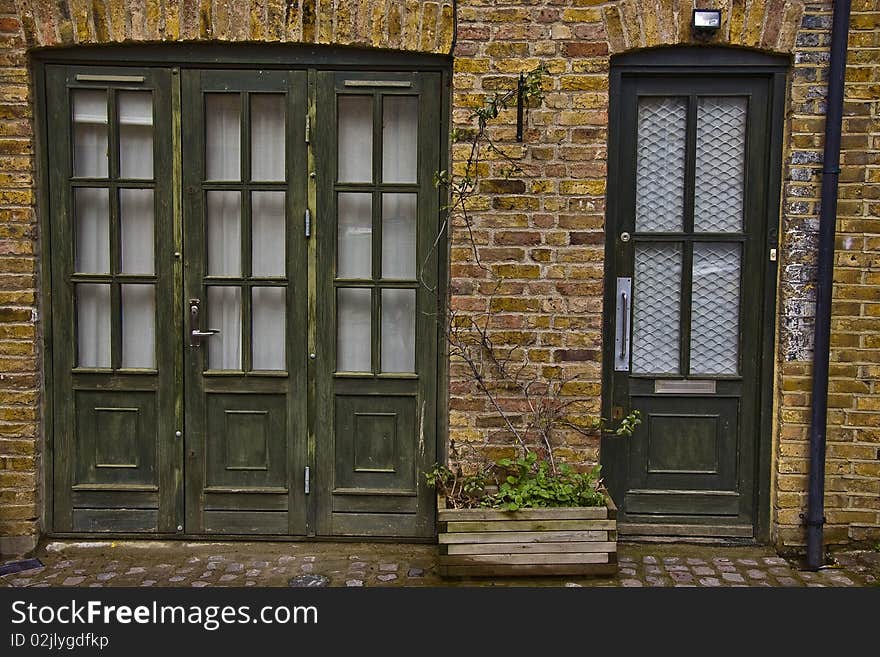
[188,298,221,347]
[191,328,220,337]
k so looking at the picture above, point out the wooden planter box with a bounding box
[437,496,617,578]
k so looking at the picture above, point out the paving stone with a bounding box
[302,556,317,562]
[246,569,261,577]
[746,569,767,579]
[769,566,792,576]
[619,567,636,576]
[646,565,662,574]
[662,557,681,564]
[686,558,707,565]
[698,577,722,587]
[565,582,582,587]
[88,583,103,588]
[646,576,670,586]
[693,566,715,576]
[379,563,399,572]
[278,555,296,564]
[300,563,314,573]
[349,562,368,569]
[96,572,116,581]
[346,579,364,587]
[191,581,209,587]
[621,579,643,587]
[245,581,256,587]
[807,583,826,587]
[670,571,694,583]
[717,564,737,572]
[407,568,424,577]
[126,567,146,575]
[666,565,688,572]
[722,572,745,583]
[62,576,85,586]
[826,575,854,586]
[377,573,397,582]
[226,563,244,572]
[642,556,658,564]
[763,557,787,566]
[289,575,329,587]
[187,557,201,564]
[139,581,155,587]
[251,561,269,568]
[736,559,758,566]
[168,576,186,582]
[176,567,195,574]
[777,577,800,586]
[218,574,237,582]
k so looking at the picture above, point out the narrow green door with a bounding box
[602,61,784,539]
[46,65,180,532]
[181,70,309,535]
[314,72,442,537]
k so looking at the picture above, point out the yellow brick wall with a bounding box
[0,0,877,552]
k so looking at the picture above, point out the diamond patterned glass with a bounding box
[695,97,747,232]
[636,97,687,232]
[690,243,741,375]
[632,244,681,374]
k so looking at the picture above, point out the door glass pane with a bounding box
[381,288,415,373]
[76,283,110,368]
[382,96,418,184]
[72,89,108,178]
[632,243,681,374]
[251,94,285,181]
[338,96,372,183]
[691,243,741,374]
[118,91,153,179]
[695,97,747,232]
[207,191,241,276]
[207,286,242,370]
[74,187,110,273]
[382,193,416,279]
[120,188,154,274]
[337,288,371,372]
[252,191,286,277]
[636,97,686,232]
[206,94,241,181]
[252,287,286,370]
[337,193,372,279]
[121,284,155,368]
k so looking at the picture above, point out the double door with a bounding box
[46,64,442,538]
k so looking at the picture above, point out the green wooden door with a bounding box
[314,72,441,537]
[47,63,442,538]
[181,69,309,535]
[46,65,180,533]
[602,70,781,539]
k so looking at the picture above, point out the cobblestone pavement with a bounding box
[1,541,878,587]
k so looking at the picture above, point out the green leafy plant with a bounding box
[487,451,605,511]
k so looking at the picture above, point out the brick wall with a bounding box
[0,0,877,553]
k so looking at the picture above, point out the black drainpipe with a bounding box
[805,0,851,571]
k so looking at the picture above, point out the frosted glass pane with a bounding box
[207,191,241,276]
[691,243,741,375]
[72,89,108,178]
[382,96,418,183]
[337,288,371,372]
[382,193,416,279]
[252,191,285,277]
[206,94,241,181]
[337,193,372,279]
[118,91,153,179]
[252,287,286,370]
[207,286,241,370]
[632,244,681,374]
[120,188,154,274]
[636,97,686,232]
[121,284,155,369]
[338,96,372,183]
[251,94,285,181]
[695,97,747,232]
[74,188,110,273]
[381,288,415,373]
[76,284,110,368]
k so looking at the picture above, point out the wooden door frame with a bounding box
[34,45,451,541]
[599,47,788,543]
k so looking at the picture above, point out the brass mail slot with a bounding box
[654,379,716,394]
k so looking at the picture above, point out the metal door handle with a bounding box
[188,298,220,347]
[614,277,632,371]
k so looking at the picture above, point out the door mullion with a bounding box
[680,95,698,377]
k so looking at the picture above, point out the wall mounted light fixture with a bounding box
[693,9,722,31]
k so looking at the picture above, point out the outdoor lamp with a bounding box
[692,9,722,31]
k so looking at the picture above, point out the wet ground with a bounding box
[2,540,879,587]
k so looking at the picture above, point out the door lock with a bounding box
[189,299,221,347]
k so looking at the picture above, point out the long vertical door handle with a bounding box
[614,277,632,371]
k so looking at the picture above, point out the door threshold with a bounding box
[618,522,754,539]
[44,532,436,544]
[620,535,759,547]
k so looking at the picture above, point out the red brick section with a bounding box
[0,0,877,553]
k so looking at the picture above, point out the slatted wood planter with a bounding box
[437,496,617,578]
